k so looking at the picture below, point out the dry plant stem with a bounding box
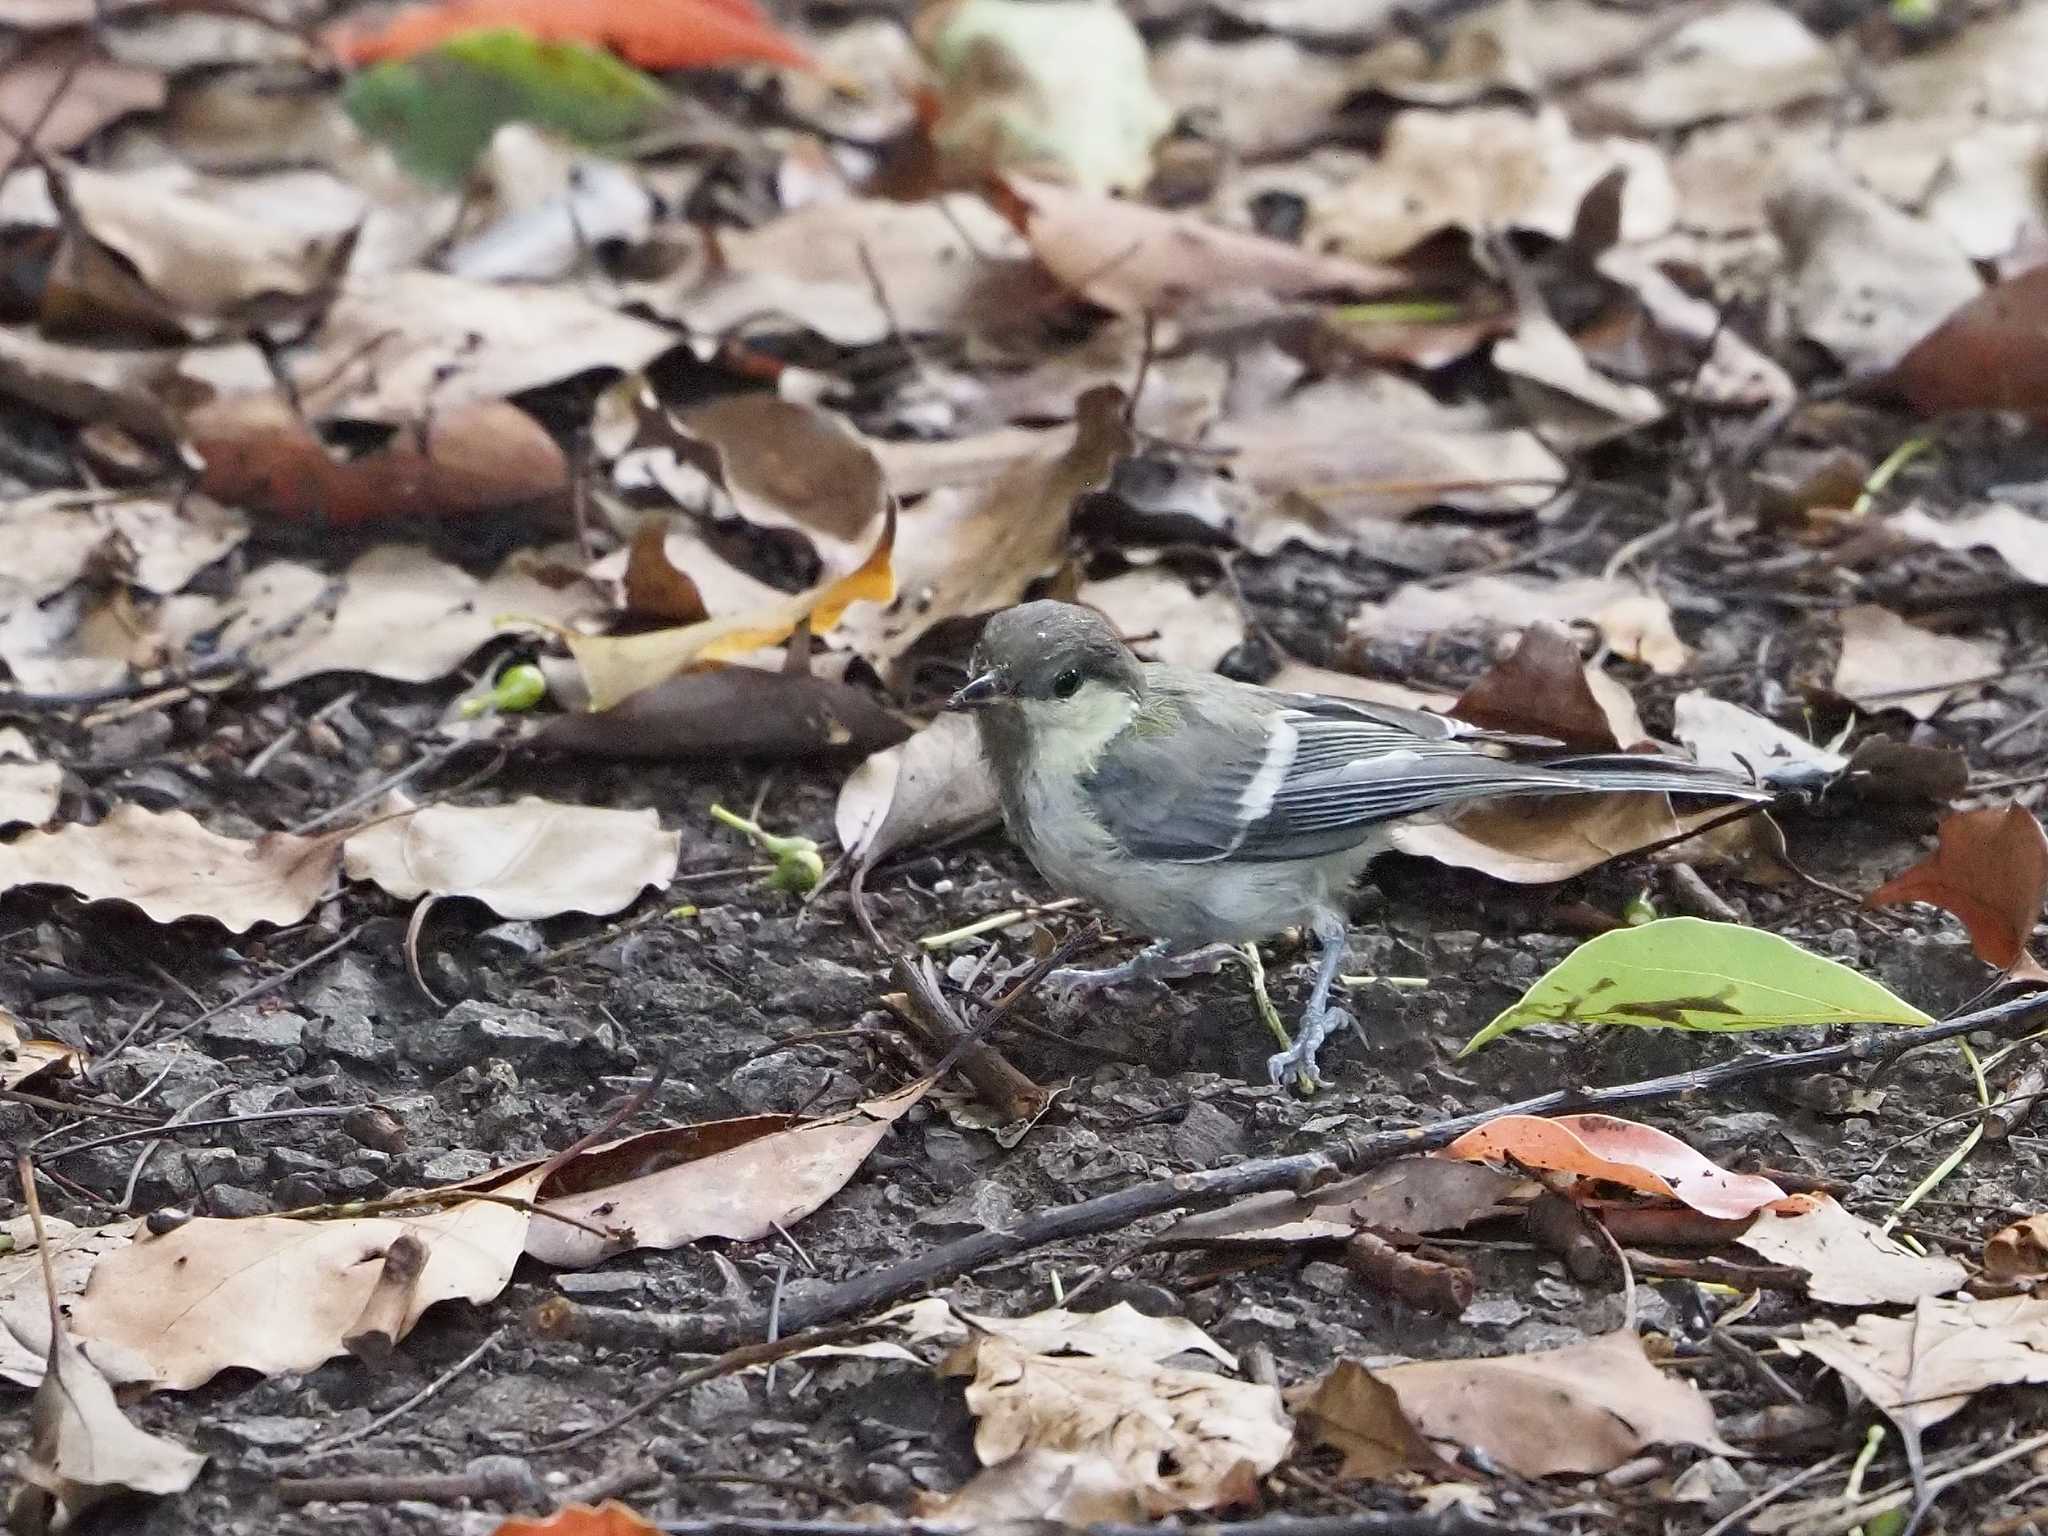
[279,1465,538,1507]
[527,1297,726,1352]
[1623,1251,1808,1290]
[1983,1054,2047,1141]
[748,988,2048,1344]
[889,955,1046,1121]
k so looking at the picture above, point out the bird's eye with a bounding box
[1052,668,1083,699]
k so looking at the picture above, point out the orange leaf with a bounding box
[1868,804,2048,979]
[327,0,818,74]
[1893,264,2048,419]
[1440,1113,1788,1220]
[492,1505,658,1536]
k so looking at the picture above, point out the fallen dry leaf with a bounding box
[1889,500,2048,585]
[917,1448,1150,1528]
[1736,1196,1967,1306]
[0,34,164,155]
[1296,1330,1727,1480]
[838,389,1128,668]
[937,1302,1239,1367]
[489,1505,660,1536]
[62,1174,541,1391]
[1780,1294,2048,1435]
[232,544,599,690]
[342,793,682,920]
[1831,603,2001,720]
[0,1005,81,1095]
[942,1318,1291,1514]
[1893,264,2048,417]
[0,1215,140,1389]
[1390,791,1739,885]
[1442,1112,1789,1220]
[12,1315,204,1533]
[1867,804,2048,979]
[1173,1154,1527,1245]
[1673,691,1846,782]
[1768,156,1983,377]
[520,1080,929,1267]
[1078,569,1245,673]
[1348,575,1689,675]
[1264,661,1454,713]
[835,712,998,870]
[1573,1,1840,129]
[561,506,894,712]
[0,728,60,828]
[534,660,912,761]
[191,396,569,526]
[1985,1214,2048,1281]
[0,489,246,604]
[0,806,339,931]
[1450,622,1642,751]
[1003,175,1407,322]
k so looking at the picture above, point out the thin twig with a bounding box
[289,1327,508,1460]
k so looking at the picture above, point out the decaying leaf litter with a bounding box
[2,0,2048,1530]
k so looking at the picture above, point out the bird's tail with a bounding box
[1536,753,1776,802]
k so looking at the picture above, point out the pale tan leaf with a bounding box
[1737,1196,1967,1306]
[1173,1155,1527,1245]
[522,1080,930,1268]
[1347,575,1690,674]
[945,1333,1292,1514]
[1263,662,1454,713]
[1298,1330,1728,1479]
[1831,604,2001,721]
[0,805,338,931]
[0,1215,137,1389]
[63,1175,539,1391]
[949,1303,1239,1368]
[835,713,998,870]
[1078,569,1245,672]
[1673,691,1847,779]
[1572,2,1840,130]
[0,728,60,827]
[917,1449,1150,1528]
[1780,1295,2048,1435]
[1390,794,1738,884]
[1889,502,2048,588]
[0,34,164,155]
[342,793,682,920]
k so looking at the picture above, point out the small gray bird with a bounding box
[948,600,1774,1084]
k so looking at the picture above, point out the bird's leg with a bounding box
[1046,940,1241,996]
[1266,908,1354,1087]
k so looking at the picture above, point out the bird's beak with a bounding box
[947,671,1006,711]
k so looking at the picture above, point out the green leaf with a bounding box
[1459,917,1932,1056]
[344,27,674,185]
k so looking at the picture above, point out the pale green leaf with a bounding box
[1459,917,1931,1056]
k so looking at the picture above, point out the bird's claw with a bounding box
[1267,1004,1353,1088]
[1043,965,1117,999]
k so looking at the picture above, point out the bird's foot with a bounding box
[1266,1004,1353,1089]
[1046,942,1238,998]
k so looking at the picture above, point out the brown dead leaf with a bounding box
[0,1005,81,1094]
[1737,1195,1967,1306]
[1391,792,1738,885]
[1572,2,1840,130]
[1868,804,2048,979]
[1985,1215,2048,1281]
[1889,501,2048,585]
[534,661,911,762]
[1831,603,2001,720]
[519,1080,929,1267]
[836,712,998,870]
[642,195,1029,347]
[12,1317,204,1533]
[191,396,569,526]
[917,1449,1150,1528]
[838,388,1128,668]
[1172,1154,1527,1245]
[43,163,354,342]
[0,805,338,931]
[943,1328,1291,1514]
[1768,157,1983,377]
[232,544,599,690]
[62,1172,540,1391]
[0,1214,138,1389]
[562,506,895,712]
[1451,622,1641,751]
[342,792,682,920]
[1078,569,1245,672]
[1002,175,1407,321]
[1297,1330,1727,1479]
[1349,575,1689,675]
[1442,1113,1789,1220]
[618,522,708,623]
[0,33,164,155]
[1780,1295,2048,1435]
[1893,264,2048,417]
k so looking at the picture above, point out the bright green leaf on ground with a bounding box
[1459,917,1932,1056]
[344,27,674,185]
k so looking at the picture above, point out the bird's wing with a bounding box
[1082,680,1765,864]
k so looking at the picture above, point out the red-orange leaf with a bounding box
[492,1505,658,1536]
[327,0,818,74]
[1868,804,2048,979]
[1440,1113,1789,1220]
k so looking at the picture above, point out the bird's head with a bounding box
[948,602,1145,763]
